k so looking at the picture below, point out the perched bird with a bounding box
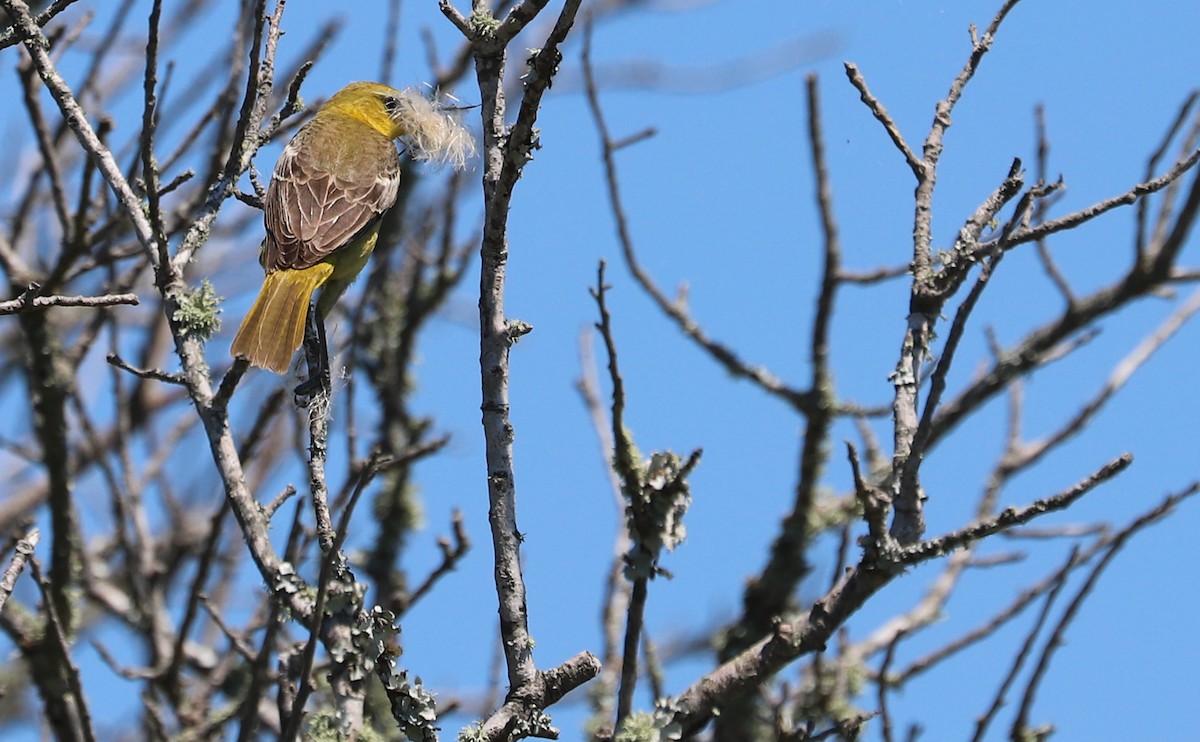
[231,81,473,374]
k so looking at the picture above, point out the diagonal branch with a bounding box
[843,62,922,179]
[1009,482,1200,738]
[583,22,813,416]
[664,452,1130,737]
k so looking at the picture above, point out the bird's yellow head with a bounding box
[321,81,475,170]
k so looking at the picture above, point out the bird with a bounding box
[230,81,474,376]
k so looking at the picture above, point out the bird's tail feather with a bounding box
[231,264,334,374]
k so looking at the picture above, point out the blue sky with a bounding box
[3,1,1200,740]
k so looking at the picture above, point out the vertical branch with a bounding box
[616,580,648,728]
[444,0,585,702]
[11,289,79,645]
[590,259,697,733]
[17,59,71,236]
[714,72,845,739]
[576,327,632,732]
[590,262,642,728]
[30,556,97,742]
[473,31,539,695]
[1135,91,1199,259]
[890,0,1025,544]
[141,0,169,273]
[380,0,402,85]
[439,4,601,735]
[308,389,335,555]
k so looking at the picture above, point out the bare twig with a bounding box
[0,288,140,315]
[1009,484,1199,738]
[970,546,1079,742]
[1008,146,1200,248]
[1136,92,1200,258]
[582,18,813,415]
[1030,105,1075,304]
[105,352,186,385]
[878,629,904,742]
[664,453,1129,736]
[400,509,471,615]
[898,454,1131,565]
[843,62,922,178]
[0,528,39,615]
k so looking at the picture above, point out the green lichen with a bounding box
[172,279,221,341]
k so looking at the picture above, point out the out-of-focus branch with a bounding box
[0,529,38,615]
[398,509,471,616]
[714,72,845,739]
[1136,92,1199,259]
[0,0,79,50]
[0,287,139,314]
[970,545,1077,742]
[555,30,841,95]
[1,0,162,266]
[29,556,97,742]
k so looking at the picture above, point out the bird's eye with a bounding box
[383,96,402,116]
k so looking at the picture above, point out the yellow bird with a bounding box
[231,81,474,374]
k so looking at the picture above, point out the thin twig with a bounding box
[590,260,644,729]
[0,290,140,315]
[582,17,812,415]
[0,528,39,615]
[1030,105,1074,304]
[1008,146,1200,248]
[843,62,922,178]
[898,454,1131,566]
[1009,483,1200,737]
[105,352,186,385]
[878,629,904,742]
[400,509,471,615]
[576,324,632,728]
[1135,91,1200,258]
[967,544,1074,742]
[664,453,1130,736]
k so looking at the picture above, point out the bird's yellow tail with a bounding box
[231,264,335,374]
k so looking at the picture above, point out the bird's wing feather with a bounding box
[263,116,401,271]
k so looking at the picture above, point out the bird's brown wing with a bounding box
[262,116,401,272]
